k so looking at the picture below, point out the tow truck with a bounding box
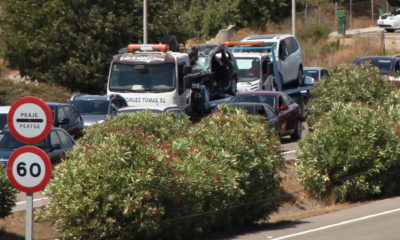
[105,43,236,121]
[224,41,315,116]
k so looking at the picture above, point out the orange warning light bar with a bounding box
[127,44,169,52]
[224,41,266,47]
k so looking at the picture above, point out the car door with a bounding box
[277,40,290,84]
[276,94,291,136]
[62,106,83,138]
[284,37,301,82]
[281,93,300,132]
[48,130,63,162]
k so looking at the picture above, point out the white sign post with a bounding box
[7,96,53,240]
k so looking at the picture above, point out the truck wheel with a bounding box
[297,67,304,87]
[291,121,302,140]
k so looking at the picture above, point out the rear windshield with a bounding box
[231,95,275,108]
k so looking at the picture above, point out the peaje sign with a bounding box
[7,96,53,144]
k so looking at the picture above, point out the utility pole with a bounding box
[371,0,374,26]
[350,0,352,29]
[143,0,148,44]
[292,0,296,35]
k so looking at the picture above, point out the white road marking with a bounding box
[16,197,49,205]
[272,208,400,240]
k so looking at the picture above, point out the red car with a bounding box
[230,91,302,140]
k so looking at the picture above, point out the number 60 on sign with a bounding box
[7,146,51,193]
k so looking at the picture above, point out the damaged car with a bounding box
[188,44,239,100]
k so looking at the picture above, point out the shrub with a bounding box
[306,64,398,127]
[38,107,283,239]
[0,166,17,219]
[295,102,400,202]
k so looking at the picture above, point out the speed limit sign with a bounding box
[7,145,51,193]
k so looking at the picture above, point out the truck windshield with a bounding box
[236,57,261,82]
[109,62,175,92]
[192,56,210,71]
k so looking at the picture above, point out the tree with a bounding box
[0,0,288,93]
[0,0,190,93]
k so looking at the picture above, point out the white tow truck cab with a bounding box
[106,44,193,111]
[225,41,279,92]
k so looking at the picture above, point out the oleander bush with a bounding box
[0,166,17,219]
[38,106,283,239]
[297,64,400,202]
[305,64,399,127]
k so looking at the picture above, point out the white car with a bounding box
[0,106,10,131]
[240,34,304,88]
[377,9,400,32]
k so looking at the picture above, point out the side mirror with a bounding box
[184,75,193,89]
[280,105,288,111]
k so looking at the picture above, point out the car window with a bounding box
[254,106,266,117]
[0,132,24,149]
[265,106,276,120]
[304,70,319,79]
[57,130,73,148]
[66,106,79,122]
[321,70,329,78]
[285,37,299,55]
[56,107,67,123]
[281,94,294,105]
[231,95,275,108]
[50,130,61,147]
[278,40,288,59]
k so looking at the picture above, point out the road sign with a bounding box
[7,146,52,193]
[8,96,53,144]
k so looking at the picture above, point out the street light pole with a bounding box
[292,0,296,35]
[143,0,148,44]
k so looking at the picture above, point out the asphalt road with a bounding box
[216,196,400,240]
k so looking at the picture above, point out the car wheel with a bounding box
[386,29,395,33]
[290,121,302,141]
[297,67,304,87]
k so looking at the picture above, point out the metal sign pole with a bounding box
[26,193,33,240]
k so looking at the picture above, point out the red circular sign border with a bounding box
[7,96,53,144]
[7,146,52,193]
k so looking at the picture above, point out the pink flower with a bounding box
[68,221,72,225]
[93,218,97,222]
[396,131,400,136]
[187,181,192,186]
[147,195,153,200]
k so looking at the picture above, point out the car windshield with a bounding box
[304,70,319,80]
[233,42,277,56]
[355,58,394,75]
[109,62,175,92]
[0,132,47,149]
[236,57,261,82]
[231,95,275,108]
[70,100,109,115]
[192,56,210,72]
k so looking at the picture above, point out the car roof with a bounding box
[354,56,400,63]
[0,106,11,114]
[241,34,294,42]
[70,94,122,101]
[235,91,282,97]
[46,102,71,107]
[304,67,328,71]
[229,102,274,108]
